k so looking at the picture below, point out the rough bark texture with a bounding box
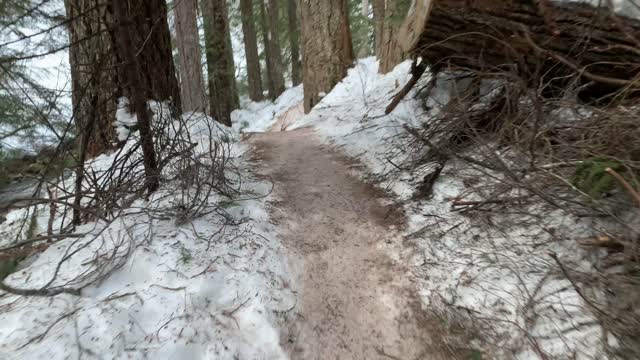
[373,0,405,74]
[240,0,264,101]
[112,0,165,194]
[64,0,119,157]
[175,0,207,112]
[372,0,385,58]
[400,0,640,97]
[117,0,181,107]
[223,4,240,110]
[259,0,277,99]
[202,0,238,126]
[287,0,302,85]
[299,0,354,113]
[264,0,286,99]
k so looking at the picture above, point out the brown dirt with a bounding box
[249,127,450,360]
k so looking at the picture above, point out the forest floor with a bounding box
[249,127,451,360]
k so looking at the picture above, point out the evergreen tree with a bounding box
[175,0,207,112]
[240,0,264,101]
[202,0,238,126]
[287,0,301,85]
[259,0,285,100]
[299,0,354,113]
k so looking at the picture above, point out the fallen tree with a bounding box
[394,0,640,103]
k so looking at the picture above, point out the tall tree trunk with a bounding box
[202,0,238,126]
[372,0,384,58]
[175,0,207,112]
[299,0,354,113]
[372,0,404,74]
[64,0,119,157]
[66,0,178,222]
[258,0,276,99]
[266,0,285,96]
[65,0,120,225]
[240,0,264,101]
[223,3,240,110]
[287,0,301,86]
[116,0,181,107]
[260,0,285,100]
[111,0,179,193]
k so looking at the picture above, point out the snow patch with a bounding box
[0,106,294,359]
[232,85,303,133]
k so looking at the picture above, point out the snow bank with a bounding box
[0,107,294,359]
[232,85,303,133]
[290,57,613,359]
[290,58,435,198]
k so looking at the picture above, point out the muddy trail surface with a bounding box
[249,128,449,360]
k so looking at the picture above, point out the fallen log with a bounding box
[397,0,640,99]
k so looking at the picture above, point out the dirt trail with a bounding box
[250,127,447,360]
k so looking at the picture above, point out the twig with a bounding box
[189,256,221,278]
[606,167,640,207]
[385,59,429,114]
[18,308,80,349]
[547,251,607,316]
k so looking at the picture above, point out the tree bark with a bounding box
[240,0,264,101]
[223,3,240,110]
[259,0,285,100]
[287,0,301,85]
[258,0,276,99]
[399,0,640,97]
[299,0,354,113]
[202,0,238,126]
[372,0,384,58]
[64,0,119,157]
[112,0,169,194]
[116,0,181,108]
[175,0,207,112]
[267,0,286,95]
[372,0,405,74]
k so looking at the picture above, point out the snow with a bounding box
[0,107,294,359]
[232,85,303,133]
[114,98,138,141]
[287,57,613,359]
[0,49,621,358]
[291,58,425,198]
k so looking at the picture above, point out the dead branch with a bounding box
[385,59,428,114]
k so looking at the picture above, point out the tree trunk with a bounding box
[267,0,286,95]
[240,0,264,101]
[116,0,181,108]
[64,0,119,157]
[372,0,384,58]
[372,0,405,74]
[112,0,173,194]
[175,0,207,112]
[202,0,238,126]
[223,3,240,110]
[264,0,286,98]
[258,0,277,99]
[399,0,640,97]
[299,0,354,113]
[287,0,301,86]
